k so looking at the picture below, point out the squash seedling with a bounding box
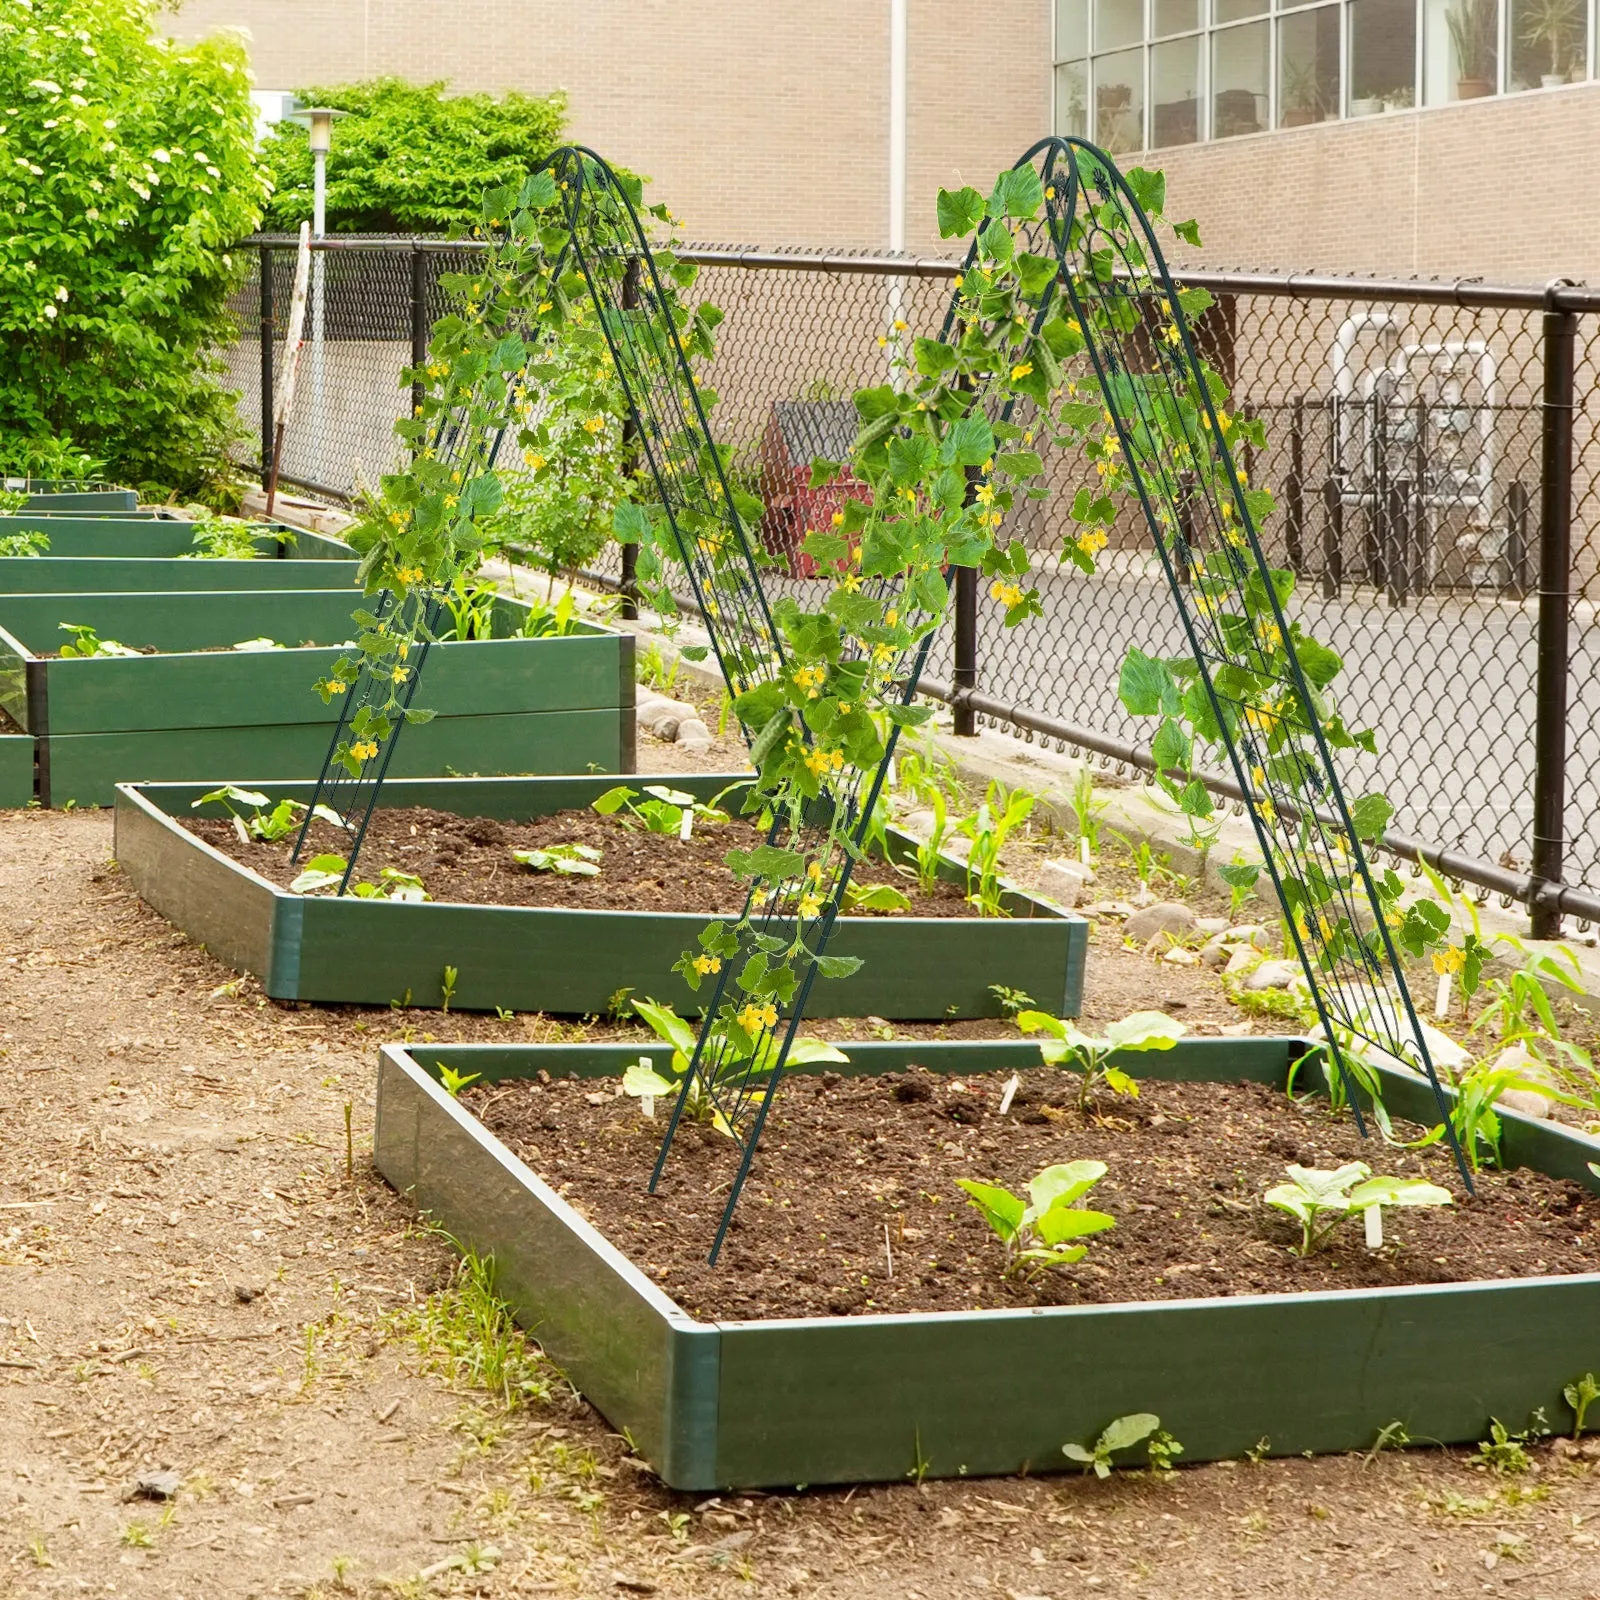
[1564,1372,1598,1437]
[1263,1162,1452,1256]
[1016,1009,1186,1113]
[1063,1412,1184,1477]
[621,997,847,1131]
[57,621,138,658]
[843,882,912,914]
[194,784,343,846]
[956,1160,1115,1279]
[511,842,602,877]
[592,783,734,840]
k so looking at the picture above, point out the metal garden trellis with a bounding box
[288,136,1470,1263]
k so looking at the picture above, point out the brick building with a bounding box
[168,0,1599,275]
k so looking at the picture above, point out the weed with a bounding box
[28,1535,50,1567]
[1364,1420,1412,1463]
[989,984,1034,1019]
[184,513,262,560]
[1063,1412,1184,1477]
[0,528,48,556]
[1470,1414,1550,1475]
[658,1509,692,1544]
[1264,1163,1452,1256]
[120,1521,154,1548]
[388,1243,552,1410]
[1219,856,1260,914]
[437,1065,480,1098]
[843,881,912,914]
[957,1160,1116,1279]
[1112,830,1179,895]
[440,965,458,1012]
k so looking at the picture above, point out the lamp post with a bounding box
[291,107,345,486]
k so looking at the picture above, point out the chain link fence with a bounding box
[222,238,1600,929]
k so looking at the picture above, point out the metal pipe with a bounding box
[1531,287,1577,938]
[618,257,642,620]
[258,243,274,487]
[951,564,977,736]
[409,246,428,459]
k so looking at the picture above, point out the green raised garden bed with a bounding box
[4,591,632,806]
[114,772,1085,1017]
[0,514,353,563]
[375,1034,1600,1490]
[9,481,138,512]
[0,733,32,807]
[0,546,360,593]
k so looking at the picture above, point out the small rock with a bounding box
[1130,887,1157,908]
[130,1470,181,1502]
[1499,1088,1554,1120]
[1195,916,1230,935]
[901,808,936,836]
[1037,857,1094,905]
[1161,947,1201,966]
[1124,901,1200,942]
[1083,899,1136,918]
[233,1284,260,1303]
[1228,924,1273,951]
[1201,942,1232,970]
[940,835,973,862]
[1579,1438,1600,1460]
[674,717,714,752]
[1244,959,1305,992]
[1224,946,1263,976]
[637,694,698,737]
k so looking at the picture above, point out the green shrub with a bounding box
[259,78,568,234]
[0,0,266,494]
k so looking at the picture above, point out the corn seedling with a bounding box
[1112,829,1177,895]
[514,587,582,638]
[1063,1412,1184,1477]
[622,997,847,1130]
[1285,1036,1395,1138]
[912,786,950,895]
[959,781,1035,917]
[1263,1162,1452,1256]
[194,784,343,845]
[438,576,502,641]
[1017,1007,1186,1112]
[1069,765,1108,864]
[957,1160,1116,1279]
[511,842,601,877]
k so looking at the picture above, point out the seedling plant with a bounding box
[1016,1008,1186,1112]
[0,528,47,557]
[957,1160,1116,1279]
[512,842,601,877]
[959,781,1035,916]
[194,784,343,845]
[290,854,429,902]
[1263,1162,1452,1256]
[1068,764,1107,864]
[57,622,138,658]
[592,783,742,839]
[1063,1412,1184,1477]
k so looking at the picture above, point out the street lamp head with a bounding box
[291,106,347,155]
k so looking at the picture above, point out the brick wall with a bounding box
[167,0,1050,252]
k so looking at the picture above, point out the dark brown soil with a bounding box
[467,1065,1600,1322]
[188,803,995,917]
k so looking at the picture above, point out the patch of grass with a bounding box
[388,1240,553,1411]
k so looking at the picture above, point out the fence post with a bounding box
[409,245,428,458]
[952,564,978,736]
[1285,395,1304,570]
[258,244,274,485]
[1531,288,1577,938]
[618,257,641,621]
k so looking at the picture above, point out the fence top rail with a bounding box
[238,233,1600,312]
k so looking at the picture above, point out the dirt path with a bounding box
[3,810,1600,1599]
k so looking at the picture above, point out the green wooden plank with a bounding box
[18,487,137,511]
[41,630,625,734]
[0,556,362,593]
[0,622,25,728]
[0,589,370,654]
[0,734,33,806]
[48,708,627,807]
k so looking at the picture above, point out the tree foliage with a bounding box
[259,78,569,235]
[0,0,265,493]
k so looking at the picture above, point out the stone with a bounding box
[940,834,973,862]
[1037,857,1094,906]
[1227,924,1273,951]
[1161,947,1201,966]
[1498,1088,1553,1120]
[1243,959,1305,992]
[1224,946,1263,976]
[901,809,936,838]
[1195,916,1231,935]
[1123,901,1200,942]
[674,717,714,752]
[1083,899,1136,919]
[636,694,698,738]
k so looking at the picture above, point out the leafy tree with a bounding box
[0,0,265,494]
[259,78,569,234]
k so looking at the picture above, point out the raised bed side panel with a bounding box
[373,1049,721,1487]
[39,630,626,736]
[48,708,626,809]
[0,556,362,594]
[112,784,276,977]
[0,734,33,806]
[19,487,138,511]
[712,1276,1600,1487]
[0,516,195,558]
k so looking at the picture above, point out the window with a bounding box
[1212,21,1269,135]
[1053,0,1593,149]
[1278,5,1341,124]
[1349,0,1416,111]
[1151,35,1204,143]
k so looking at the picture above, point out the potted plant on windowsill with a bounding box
[1446,0,1498,97]
[1520,0,1582,86]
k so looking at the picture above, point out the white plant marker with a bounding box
[1434,970,1453,1020]
[640,1057,656,1120]
[678,809,694,842]
[887,757,898,792]
[997,1073,1021,1116]
[1364,1206,1384,1249]
[1079,834,1092,866]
